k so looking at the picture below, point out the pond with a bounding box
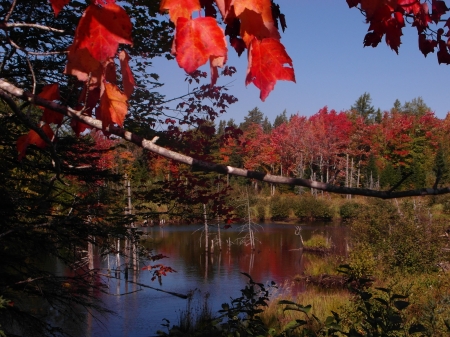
[65,222,349,337]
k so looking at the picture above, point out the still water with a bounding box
[71,222,348,337]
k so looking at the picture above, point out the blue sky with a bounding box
[151,1,449,124]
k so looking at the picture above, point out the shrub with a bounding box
[347,242,377,279]
[350,199,446,274]
[303,234,332,249]
[293,195,333,221]
[339,201,361,220]
[270,195,292,220]
[256,205,266,221]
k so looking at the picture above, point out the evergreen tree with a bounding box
[351,92,376,122]
[273,109,288,128]
[401,97,430,116]
[391,99,402,113]
[262,116,272,133]
[240,107,264,131]
[217,120,227,136]
[227,118,238,128]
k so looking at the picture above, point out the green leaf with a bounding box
[375,287,391,293]
[390,294,409,301]
[393,300,410,310]
[325,316,336,325]
[374,297,389,306]
[284,319,308,331]
[388,314,403,324]
[445,319,450,331]
[360,291,372,301]
[408,324,427,334]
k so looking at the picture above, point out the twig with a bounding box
[99,273,188,299]
[1,22,65,33]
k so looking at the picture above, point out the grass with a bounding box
[302,254,344,276]
[260,287,352,332]
[303,233,333,249]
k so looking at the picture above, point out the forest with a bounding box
[1,0,450,336]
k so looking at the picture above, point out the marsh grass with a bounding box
[303,254,344,276]
[260,288,352,332]
[169,290,213,334]
[303,233,332,249]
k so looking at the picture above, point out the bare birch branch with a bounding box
[1,79,449,199]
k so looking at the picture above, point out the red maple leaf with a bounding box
[418,33,437,57]
[160,0,201,24]
[49,0,70,17]
[385,13,404,53]
[17,124,54,160]
[71,86,101,136]
[65,44,103,85]
[210,55,227,86]
[431,0,449,24]
[98,83,128,128]
[119,50,135,98]
[174,17,227,74]
[38,84,63,125]
[234,0,280,46]
[104,58,117,84]
[74,4,132,62]
[245,37,295,101]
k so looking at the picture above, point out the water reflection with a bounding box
[68,222,348,336]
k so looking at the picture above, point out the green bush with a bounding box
[303,234,332,249]
[350,199,446,274]
[339,201,361,220]
[256,205,266,221]
[348,242,377,279]
[294,195,333,220]
[270,195,291,220]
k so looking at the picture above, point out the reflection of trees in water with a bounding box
[140,222,348,283]
[235,188,262,251]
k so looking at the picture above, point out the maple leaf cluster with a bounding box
[160,0,296,101]
[347,0,450,62]
[17,84,61,160]
[18,0,295,159]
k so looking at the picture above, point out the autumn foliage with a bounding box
[348,0,450,62]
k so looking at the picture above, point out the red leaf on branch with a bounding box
[412,2,432,33]
[38,84,63,125]
[65,44,103,85]
[418,33,437,57]
[174,17,227,74]
[385,14,404,53]
[360,0,396,20]
[98,83,128,128]
[17,124,54,160]
[245,37,295,101]
[71,86,101,136]
[160,0,201,24]
[398,0,421,15]
[49,0,69,17]
[119,50,135,98]
[230,36,246,56]
[74,4,132,62]
[431,0,448,24]
[38,83,60,101]
[104,58,117,84]
[210,55,227,86]
[215,0,234,23]
[234,0,280,46]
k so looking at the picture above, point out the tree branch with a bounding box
[1,79,449,199]
[1,22,65,33]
